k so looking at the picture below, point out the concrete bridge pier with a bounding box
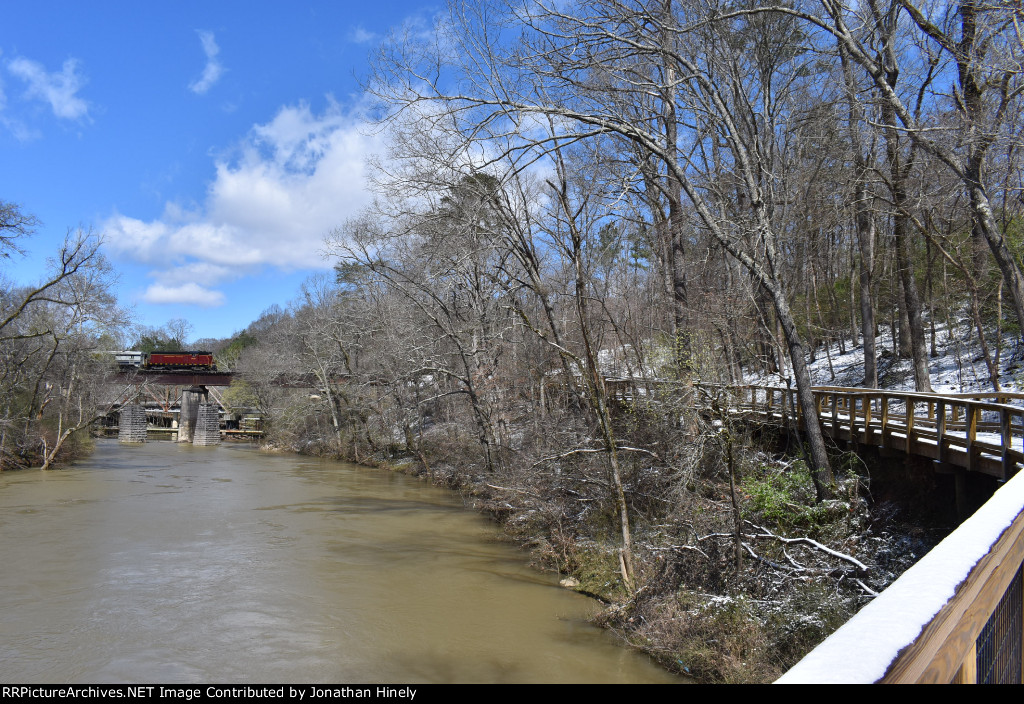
[193,403,221,446]
[177,386,208,443]
[118,404,147,444]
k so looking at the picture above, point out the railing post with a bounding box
[954,641,978,683]
[1002,409,1012,481]
[851,395,860,445]
[881,394,889,445]
[938,402,947,464]
[967,405,978,473]
[907,398,916,454]
[864,394,873,444]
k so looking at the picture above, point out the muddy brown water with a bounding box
[0,440,679,683]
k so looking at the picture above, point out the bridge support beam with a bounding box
[177,386,208,443]
[955,468,969,522]
[118,404,147,444]
[192,403,221,446]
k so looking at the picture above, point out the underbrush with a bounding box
[262,405,954,683]
[616,580,855,682]
[2,426,94,471]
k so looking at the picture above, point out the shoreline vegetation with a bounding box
[254,406,958,684]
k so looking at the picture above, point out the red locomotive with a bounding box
[144,351,216,371]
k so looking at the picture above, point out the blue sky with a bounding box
[0,1,434,343]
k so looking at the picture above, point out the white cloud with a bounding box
[143,282,226,308]
[188,30,224,95]
[349,26,379,44]
[104,100,380,306]
[7,56,89,120]
[154,262,238,287]
[0,114,41,142]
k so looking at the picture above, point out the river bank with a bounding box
[273,424,957,683]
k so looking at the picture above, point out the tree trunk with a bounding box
[662,0,691,374]
[856,186,878,387]
[880,57,931,391]
[765,280,834,500]
[968,181,1024,340]
[841,46,879,387]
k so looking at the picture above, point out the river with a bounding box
[0,440,679,684]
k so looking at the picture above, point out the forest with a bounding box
[3,0,1024,682]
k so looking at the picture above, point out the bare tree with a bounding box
[802,0,1024,342]
[868,0,934,390]
[0,227,130,469]
[840,45,881,387]
[366,0,836,495]
[338,178,519,472]
[164,318,194,349]
[0,201,38,258]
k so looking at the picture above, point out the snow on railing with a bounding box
[777,467,1024,683]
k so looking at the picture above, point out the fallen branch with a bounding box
[533,445,662,467]
[616,445,662,459]
[782,548,805,571]
[741,541,792,572]
[533,447,606,466]
[643,543,711,559]
[746,522,869,573]
[854,579,879,597]
[484,483,541,498]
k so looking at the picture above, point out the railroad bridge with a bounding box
[109,368,240,446]
[106,369,338,445]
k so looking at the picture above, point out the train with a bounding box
[111,350,217,371]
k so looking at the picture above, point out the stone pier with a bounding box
[192,403,222,446]
[118,404,148,443]
[177,386,207,443]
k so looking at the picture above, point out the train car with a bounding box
[110,350,145,368]
[144,351,216,371]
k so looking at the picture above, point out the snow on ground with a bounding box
[745,320,1024,400]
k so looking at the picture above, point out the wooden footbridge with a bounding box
[605,379,1024,683]
[606,379,1024,481]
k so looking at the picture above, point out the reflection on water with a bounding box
[0,440,679,684]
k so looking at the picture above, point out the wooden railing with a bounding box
[608,381,1024,480]
[777,467,1024,683]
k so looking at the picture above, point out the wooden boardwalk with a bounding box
[606,379,1024,481]
[604,378,1024,682]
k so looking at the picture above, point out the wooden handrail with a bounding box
[605,380,1024,479]
[686,382,1024,480]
